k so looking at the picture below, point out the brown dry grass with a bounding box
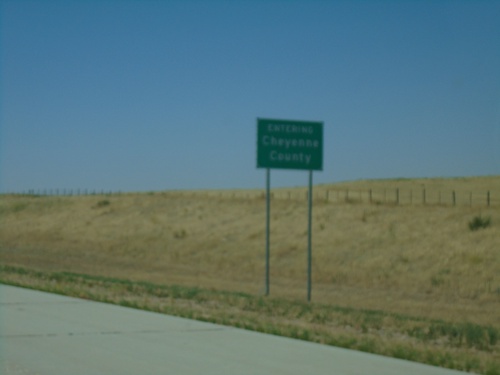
[1,176,499,372]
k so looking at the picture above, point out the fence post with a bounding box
[452,191,456,206]
[396,188,399,205]
[369,189,372,204]
[469,192,472,206]
[325,190,329,202]
[487,191,490,207]
[423,189,426,205]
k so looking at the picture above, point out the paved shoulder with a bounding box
[0,285,468,375]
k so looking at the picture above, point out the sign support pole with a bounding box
[265,168,271,296]
[307,170,313,302]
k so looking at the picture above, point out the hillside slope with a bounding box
[1,176,499,327]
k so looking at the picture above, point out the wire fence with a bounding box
[7,189,120,197]
[5,187,499,207]
[238,188,498,207]
[317,188,497,207]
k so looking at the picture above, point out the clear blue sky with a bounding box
[1,0,499,192]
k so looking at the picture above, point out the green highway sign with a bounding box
[257,118,323,171]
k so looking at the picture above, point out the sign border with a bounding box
[257,118,324,171]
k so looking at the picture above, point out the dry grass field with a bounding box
[1,176,499,373]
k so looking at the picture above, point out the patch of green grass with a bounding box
[356,338,377,353]
[391,345,419,361]
[469,215,492,231]
[407,320,499,350]
[173,229,187,239]
[11,202,30,213]
[431,275,445,287]
[95,199,111,208]
[0,201,30,214]
[486,362,500,375]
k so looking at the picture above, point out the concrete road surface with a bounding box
[0,284,469,375]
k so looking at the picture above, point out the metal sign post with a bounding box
[257,118,323,301]
[307,170,313,302]
[265,168,271,296]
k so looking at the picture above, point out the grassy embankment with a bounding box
[1,176,499,374]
